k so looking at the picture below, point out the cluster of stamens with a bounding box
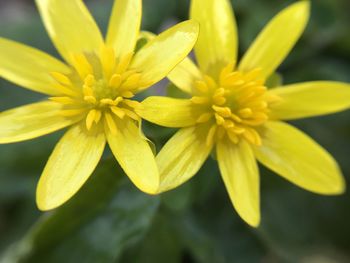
[49,47,143,134]
[191,64,276,146]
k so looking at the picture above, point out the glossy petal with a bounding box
[37,124,106,210]
[106,0,142,58]
[0,37,70,95]
[130,20,199,90]
[0,101,79,144]
[269,81,350,120]
[239,1,310,79]
[168,57,202,94]
[217,139,260,227]
[255,121,345,195]
[36,0,104,63]
[107,118,159,194]
[157,126,213,192]
[191,0,238,76]
[137,97,199,128]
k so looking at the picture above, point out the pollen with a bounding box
[49,46,143,134]
[192,64,276,146]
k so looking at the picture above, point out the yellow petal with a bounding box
[269,81,350,120]
[191,0,238,76]
[217,139,260,227]
[0,101,79,144]
[254,121,345,195]
[168,57,202,94]
[0,37,70,95]
[137,97,199,128]
[106,0,141,58]
[157,126,213,192]
[37,124,106,210]
[239,1,310,79]
[36,0,104,63]
[130,20,199,91]
[107,118,159,194]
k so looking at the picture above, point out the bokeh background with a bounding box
[1,0,350,262]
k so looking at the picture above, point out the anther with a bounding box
[238,108,253,118]
[191,96,209,104]
[100,98,116,106]
[215,113,225,125]
[195,81,209,93]
[109,74,122,88]
[84,96,97,104]
[196,112,213,123]
[84,74,96,86]
[120,91,134,98]
[212,106,231,118]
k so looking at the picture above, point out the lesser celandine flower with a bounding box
[137,0,350,227]
[0,0,199,210]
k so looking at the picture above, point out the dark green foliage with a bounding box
[1,0,350,262]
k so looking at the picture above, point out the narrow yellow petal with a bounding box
[106,0,142,58]
[70,53,94,79]
[86,109,97,130]
[130,20,199,91]
[254,121,345,195]
[269,81,350,120]
[137,97,199,128]
[157,126,213,193]
[0,101,79,144]
[107,119,159,194]
[191,0,238,76]
[36,0,103,63]
[0,37,70,95]
[105,112,118,135]
[217,140,260,227]
[239,1,310,79]
[36,124,106,210]
[168,57,203,94]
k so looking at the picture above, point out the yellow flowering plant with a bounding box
[0,0,199,210]
[137,0,350,227]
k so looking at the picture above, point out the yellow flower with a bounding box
[137,0,350,227]
[0,0,199,210]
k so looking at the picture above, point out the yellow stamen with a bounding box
[191,96,209,104]
[196,112,212,123]
[191,65,272,146]
[109,74,122,88]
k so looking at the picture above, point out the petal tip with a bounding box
[36,193,59,211]
[293,0,311,17]
[242,212,261,228]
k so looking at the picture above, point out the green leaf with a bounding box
[1,159,160,263]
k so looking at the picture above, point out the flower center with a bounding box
[191,64,275,146]
[49,47,143,134]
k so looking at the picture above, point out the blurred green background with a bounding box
[1,0,350,262]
